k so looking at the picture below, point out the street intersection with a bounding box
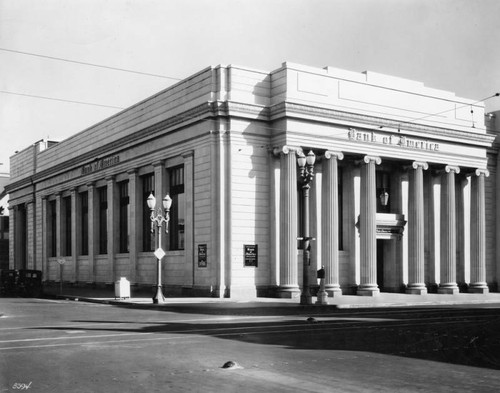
[1,297,500,392]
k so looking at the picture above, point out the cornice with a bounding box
[225,101,270,120]
[6,102,216,193]
[269,101,496,145]
[6,98,496,194]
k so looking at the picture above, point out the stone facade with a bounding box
[6,62,499,299]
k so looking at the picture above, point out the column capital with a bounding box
[181,150,194,159]
[474,168,490,177]
[324,151,344,160]
[363,155,381,165]
[445,165,460,174]
[105,175,116,182]
[152,160,165,168]
[412,161,429,170]
[127,168,138,175]
[273,145,302,157]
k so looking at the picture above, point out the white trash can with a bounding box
[114,277,130,299]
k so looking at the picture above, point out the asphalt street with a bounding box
[1,297,500,392]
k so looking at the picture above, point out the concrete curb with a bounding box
[53,294,500,312]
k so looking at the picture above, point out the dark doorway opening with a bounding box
[377,239,384,291]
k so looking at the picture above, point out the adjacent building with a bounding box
[6,62,499,298]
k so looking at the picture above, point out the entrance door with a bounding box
[376,239,384,291]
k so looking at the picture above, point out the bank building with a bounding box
[6,62,500,301]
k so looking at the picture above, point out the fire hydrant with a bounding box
[316,266,328,305]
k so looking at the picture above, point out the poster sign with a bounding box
[198,244,207,268]
[244,244,258,267]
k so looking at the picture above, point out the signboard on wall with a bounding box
[244,244,258,267]
[198,244,207,268]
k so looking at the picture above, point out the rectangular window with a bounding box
[142,174,155,252]
[98,187,108,255]
[48,200,57,257]
[118,181,130,253]
[63,196,72,256]
[80,192,89,255]
[169,165,185,251]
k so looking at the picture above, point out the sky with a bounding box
[1,0,499,173]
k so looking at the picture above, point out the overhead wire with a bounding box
[1,47,499,140]
[0,90,125,110]
[379,93,500,131]
[0,47,182,81]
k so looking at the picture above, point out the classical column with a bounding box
[439,165,460,294]
[322,150,344,296]
[407,161,428,295]
[274,146,300,298]
[357,155,381,296]
[469,169,489,293]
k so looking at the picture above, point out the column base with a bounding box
[325,285,342,297]
[357,285,380,297]
[438,284,459,295]
[326,288,343,297]
[406,284,428,295]
[469,284,489,294]
[278,287,301,299]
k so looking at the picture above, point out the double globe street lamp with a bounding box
[297,150,316,305]
[147,193,172,304]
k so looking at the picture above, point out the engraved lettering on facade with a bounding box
[81,155,120,176]
[348,130,439,151]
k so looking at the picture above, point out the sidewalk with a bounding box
[41,284,500,312]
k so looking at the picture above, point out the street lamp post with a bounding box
[147,193,173,304]
[297,150,316,305]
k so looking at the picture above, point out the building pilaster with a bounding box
[41,197,48,280]
[106,176,117,282]
[55,193,62,261]
[357,155,381,296]
[87,183,96,283]
[182,151,195,288]
[407,161,428,295]
[127,169,139,283]
[70,188,78,282]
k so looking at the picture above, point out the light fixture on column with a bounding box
[379,189,389,206]
[297,149,316,305]
[147,192,173,304]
